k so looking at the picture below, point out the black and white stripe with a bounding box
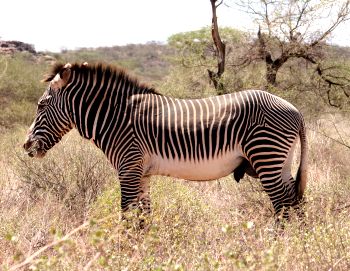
[24,62,307,222]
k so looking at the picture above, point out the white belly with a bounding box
[147,150,243,181]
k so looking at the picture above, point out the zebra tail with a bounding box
[296,119,308,201]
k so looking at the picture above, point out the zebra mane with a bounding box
[43,62,160,95]
[42,63,66,82]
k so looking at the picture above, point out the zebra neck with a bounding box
[67,72,156,161]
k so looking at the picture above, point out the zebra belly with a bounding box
[147,150,243,181]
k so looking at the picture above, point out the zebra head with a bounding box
[23,63,74,158]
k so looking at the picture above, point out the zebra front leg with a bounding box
[137,176,151,228]
[119,172,151,229]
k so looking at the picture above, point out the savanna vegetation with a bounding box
[1,4,350,269]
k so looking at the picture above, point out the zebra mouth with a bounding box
[24,140,46,158]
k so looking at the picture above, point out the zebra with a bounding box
[23,62,307,224]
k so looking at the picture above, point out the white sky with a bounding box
[1,0,350,52]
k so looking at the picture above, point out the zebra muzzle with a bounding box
[23,139,44,158]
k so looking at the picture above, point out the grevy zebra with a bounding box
[23,62,307,224]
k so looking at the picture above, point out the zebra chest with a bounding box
[146,150,243,181]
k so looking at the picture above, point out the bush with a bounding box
[0,53,48,127]
[11,130,116,220]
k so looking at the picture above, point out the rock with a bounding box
[0,40,36,55]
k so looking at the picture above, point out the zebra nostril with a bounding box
[23,140,32,151]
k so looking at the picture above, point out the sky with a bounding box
[1,0,350,52]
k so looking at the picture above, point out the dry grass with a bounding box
[0,118,350,271]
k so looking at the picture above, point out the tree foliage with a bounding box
[229,0,350,107]
[168,26,246,95]
[168,27,244,68]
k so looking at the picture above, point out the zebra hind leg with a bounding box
[279,139,305,222]
[252,160,295,227]
[246,133,300,227]
[259,175,290,224]
[282,171,306,221]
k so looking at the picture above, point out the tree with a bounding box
[168,0,246,95]
[167,27,244,95]
[231,0,350,106]
[208,0,226,94]
[168,27,243,66]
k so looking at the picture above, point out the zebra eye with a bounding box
[37,101,47,110]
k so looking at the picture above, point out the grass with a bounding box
[0,117,349,270]
[0,51,349,270]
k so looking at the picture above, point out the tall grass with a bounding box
[1,118,349,270]
[1,51,349,270]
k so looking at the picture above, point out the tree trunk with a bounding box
[266,63,278,86]
[208,0,226,95]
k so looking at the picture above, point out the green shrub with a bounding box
[0,53,48,127]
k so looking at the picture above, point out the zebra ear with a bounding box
[50,63,71,90]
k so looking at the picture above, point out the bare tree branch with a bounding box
[216,0,224,8]
[230,0,350,104]
[307,125,350,149]
[208,0,226,94]
[311,1,350,46]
